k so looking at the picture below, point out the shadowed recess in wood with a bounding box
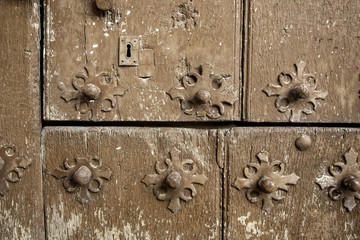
[263,61,328,122]
[316,147,360,212]
[168,62,237,119]
[58,62,127,121]
[232,150,300,214]
[0,143,31,196]
[52,157,112,204]
[142,148,208,214]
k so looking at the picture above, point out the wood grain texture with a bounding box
[43,127,222,239]
[225,127,360,239]
[0,0,44,238]
[44,0,241,121]
[244,0,360,122]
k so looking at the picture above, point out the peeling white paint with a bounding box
[47,202,83,238]
[238,211,251,225]
[0,203,32,239]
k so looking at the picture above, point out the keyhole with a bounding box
[126,43,132,58]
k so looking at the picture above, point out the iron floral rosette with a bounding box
[263,61,328,122]
[232,151,300,214]
[168,62,237,119]
[52,157,112,204]
[316,147,360,211]
[58,62,127,120]
[142,148,208,214]
[0,143,31,196]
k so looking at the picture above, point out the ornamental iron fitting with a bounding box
[58,62,127,120]
[52,157,112,204]
[0,143,31,196]
[168,62,237,119]
[263,61,328,122]
[316,147,360,212]
[232,151,300,214]
[142,148,208,214]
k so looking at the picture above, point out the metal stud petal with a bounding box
[0,144,31,196]
[142,148,208,214]
[262,61,327,122]
[167,62,237,119]
[232,151,300,214]
[52,157,112,204]
[58,63,127,120]
[316,147,360,211]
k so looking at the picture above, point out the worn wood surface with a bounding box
[244,0,360,122]
[44,0,241,121]
[43,127,221,239]
[0,0,44,239]
[3,0,359,238]
[225,127,360,239]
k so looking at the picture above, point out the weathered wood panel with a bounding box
[0,0,44,239]
[225,127,360,239]
[244,0,360,122]
[44,0,241,121]
[43,127,221,239]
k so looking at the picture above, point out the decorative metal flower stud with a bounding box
[232,151,300,214]
[52,157,112,204]
[316,147,360,211]
[142,148,208,214]
[58,62,127,120]
[263,61,328,122]
[0,144,31,196]
[168,62,237,119]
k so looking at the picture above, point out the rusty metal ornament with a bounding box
[142,148,208,214]
[316,147,360,212]
[263,61,328,122]
[168,63,237,119]
[58,62,127,120]
[96,0,113,11]
[295,134,312,151]
[0,144,31,196]
[232,151,300,214]
[52,157,112,204]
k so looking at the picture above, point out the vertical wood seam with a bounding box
[242,0,252,121]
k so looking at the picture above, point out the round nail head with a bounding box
[73,166,92,185]
[342,176,360,192]
[295,134,312,151]
[166,171,183,189]
[290,83,311,100]
[195,90,211,104]
[96,0,112,11]
[83,83,102,100]
[258,177,276,194]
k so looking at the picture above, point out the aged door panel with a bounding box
[244,0,360,122]
[44,0,241,121]
[0,0,44,238]
[43,127,221,239]
[224,127,360,239]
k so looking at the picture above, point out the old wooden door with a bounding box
[1,0,360,239]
